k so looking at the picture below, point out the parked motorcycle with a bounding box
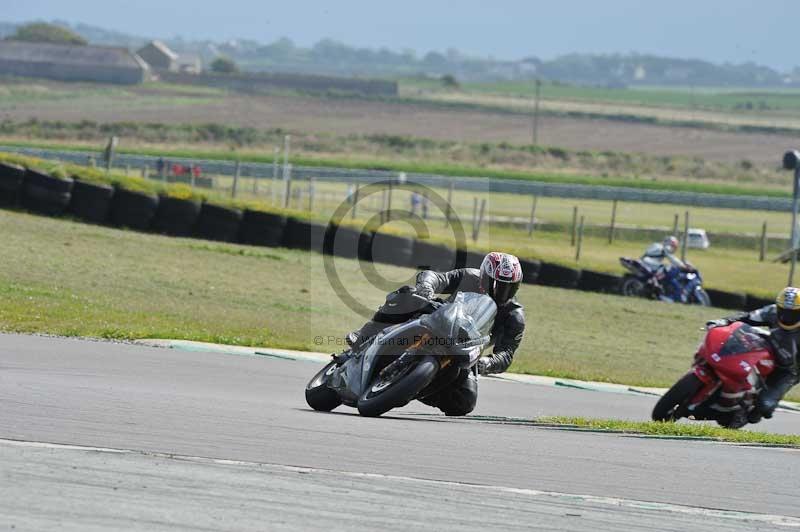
[652,321,776,428]
[619,257,710,305]
[305,291,496,417]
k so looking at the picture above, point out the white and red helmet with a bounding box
[479,252,523,305]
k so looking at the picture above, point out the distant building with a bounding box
[0,40,149,84]
[136,40,179,71]
[177,53,202,74]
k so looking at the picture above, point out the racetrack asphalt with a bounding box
[2,333,800,531]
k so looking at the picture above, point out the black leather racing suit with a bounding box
[351,268,526,416]
[724,304,799,417]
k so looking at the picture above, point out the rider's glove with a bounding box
[705,319,730,330]
[415,283,434,300]
[476,357,492,375]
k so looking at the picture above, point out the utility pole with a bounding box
[532,79,542,146]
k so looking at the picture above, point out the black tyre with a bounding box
[195,203,243,242]
[239,210,287,247]
[691,287,711,306]
[621,276,646,297]
[357,355,439,417]
[22,169,73,216]
[324,224,371,260]
[371,232,414,266]
[745,294,773,312]
[705,288,746,310]
[0,162,26,207]
[578,270,622,293]
[305,361,342,412]
[110,188,159,230]
[152,196,201,236]
[411,240,457,271]
[537,262,581,289]
[282,217,326,253]
[69,179,114,224]
[652,372,704,422]
[519,259,542,285]
[462,250,485,269]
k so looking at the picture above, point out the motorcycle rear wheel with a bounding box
[621,276,645,297]
[652,372,704,422]
[305,361,342,412]
[357,355,439,417]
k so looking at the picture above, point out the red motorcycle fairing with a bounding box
[689,322,775,409]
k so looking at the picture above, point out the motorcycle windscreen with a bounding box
[419,292,496,363]
[718,324,769,357]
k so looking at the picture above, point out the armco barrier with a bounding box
[5,146,794,212]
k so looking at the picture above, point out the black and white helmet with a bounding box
[479,252,523,305]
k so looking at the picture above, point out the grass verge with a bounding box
[538,416,800,446]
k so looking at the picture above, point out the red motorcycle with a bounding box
[652,322,775,428]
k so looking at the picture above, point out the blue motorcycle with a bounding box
[619,257,711,306]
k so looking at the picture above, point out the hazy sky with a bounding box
[6,0,795,69]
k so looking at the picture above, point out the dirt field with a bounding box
[0,80,793,165]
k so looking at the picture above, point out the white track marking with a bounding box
[3,437,799,528]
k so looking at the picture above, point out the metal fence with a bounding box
[3,145,793,212]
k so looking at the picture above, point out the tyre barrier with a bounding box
[536,262,582,289]
[705,288,748,310]
[69,179,115,225]
[239,210,287,247]
[281,217,326,253]
[110,187,159,231]
[370,233,414,266]
[745,294,773,312]
[519,259,542,285]
[577,270,622,294]
[323,224,372,260]
[462,250,486,270]
[195,203,243,242]
[0,162,25,207]
[411,240,457,271]
[21,169,73,216]
[152,196,201,236]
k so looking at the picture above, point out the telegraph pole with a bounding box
[532,79,542,145]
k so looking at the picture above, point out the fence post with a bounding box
[570,206,578,246]
[760,221,768,262]
[189,163,196,188]
[381,188,388,224]
[473,199,487,242]
[472,197,479,236]
[271,147,279,205]
[527,195,538,236]
[232,160,241,199]
[387,181,393,222]
[422,191,429,220]
[672,214,679,235]
[141,166,148,179]
[308,177,315,211]
[125,165,130,176]
[283,164,293,208]
[576,216,585,261]
[681,210,689,262]
[445,181,454,227]
[608,199,618,244]
[351,183,359,219]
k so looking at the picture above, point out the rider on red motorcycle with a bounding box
[706,286,800,423]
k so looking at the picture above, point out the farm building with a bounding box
[0,40,149,84]
[136,40,179,71]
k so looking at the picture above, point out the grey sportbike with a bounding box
[305,292,497,417]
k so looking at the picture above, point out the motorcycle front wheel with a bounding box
[305,361,342,412]
[357,355,439,417]
[652,372,704,422]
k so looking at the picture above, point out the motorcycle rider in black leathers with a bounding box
[706,286,800,425]
[341,252,526,416]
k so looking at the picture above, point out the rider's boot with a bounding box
[721,409,749,429]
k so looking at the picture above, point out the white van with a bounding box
[686,228,710,249]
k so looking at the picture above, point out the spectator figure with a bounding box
[156,157,165,177]
[193,165,201,179]
[410,191,421,215]
[421,192,429,219]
